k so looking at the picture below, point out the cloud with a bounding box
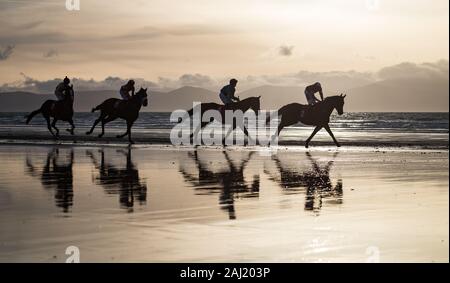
[0,45,15,61]
[0,74,159,93]
[17,20,44,30]
[114,25,232,42]
[278,45,294,56]
[43,49,58,58]
[377,60,449,80]
[0,60,447,93]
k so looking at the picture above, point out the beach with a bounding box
[0,144,447,262]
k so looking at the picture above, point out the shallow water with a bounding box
[0,144,448,262]
[0,112,448,148]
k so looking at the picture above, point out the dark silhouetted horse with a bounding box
[86,148,147,212]
[264,152,343,214]
[25,148,74,213]
[25,85,75,138]
[86,88,148,144]
[184,96,261,145]
[273,94,346,148]
[179,150,259,220]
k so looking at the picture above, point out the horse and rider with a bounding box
[26,76,75,138]
[86,79,148,143]
[26,77,148,143]
[26,74,346,147]
[214,78,345,148]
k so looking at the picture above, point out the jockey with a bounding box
[54,76,71,101]
[120,80,135,100]
[219,78,240,105]
[304,82,324,106]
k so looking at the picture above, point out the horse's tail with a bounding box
[91,103,102,113]
[25,107,42,124]
[25,108,42,124]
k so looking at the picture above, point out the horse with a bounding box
[25,85,75,138]
[184,96,261,145]
[273,94,346,148]
[86,88,148,144]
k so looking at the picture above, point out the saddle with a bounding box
[114,100,129,110]
[297,104,313,119]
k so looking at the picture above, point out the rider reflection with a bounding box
[25,148,74,213]
[86,147,147,212]
[179,150,259,220]
[265,152,343,214]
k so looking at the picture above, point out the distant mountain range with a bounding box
[0,77,448,112]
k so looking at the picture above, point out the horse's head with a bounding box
[135,88,148,107]
[334,93,346,115]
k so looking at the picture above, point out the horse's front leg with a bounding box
[116,119,133,139]
[127,120,135,144]
[324,125,340,147]
[305,126,322,148]
[222,121,235,146]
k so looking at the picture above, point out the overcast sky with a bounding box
[0,0,448,85]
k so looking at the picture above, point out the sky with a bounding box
[0,0,448,89]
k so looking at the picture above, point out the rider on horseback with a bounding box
[54,76,71,101]
[219,78,240,106]
[304,82,324,106]
[120,80,135,101]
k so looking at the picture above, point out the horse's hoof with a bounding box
[85,131,91,135]
[305,144,309,149]
[129,141,135,144]
[98,134,103,138]
[336,144,341,147]
[116,135,122,139]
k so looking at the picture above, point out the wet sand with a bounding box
[0,144,448,262]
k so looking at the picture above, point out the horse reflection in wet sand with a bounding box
[265,152,343,213]
[86,148,147,212]
[25,148,74,213]
[179,150,259,220]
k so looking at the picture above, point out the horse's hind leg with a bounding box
[86,112,106,135]
[45,116,56,138]
[99,115,116,138]
[305,126,322,148]
[324,125,340,147]
[51,118,59,137]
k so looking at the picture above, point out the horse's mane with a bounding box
[324,95,341,101]
[237,96,260,103]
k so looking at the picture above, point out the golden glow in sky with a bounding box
[0,0,448,83]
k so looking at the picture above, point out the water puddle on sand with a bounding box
[0,145,448,262]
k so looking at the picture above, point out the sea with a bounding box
[0,112,448,148]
